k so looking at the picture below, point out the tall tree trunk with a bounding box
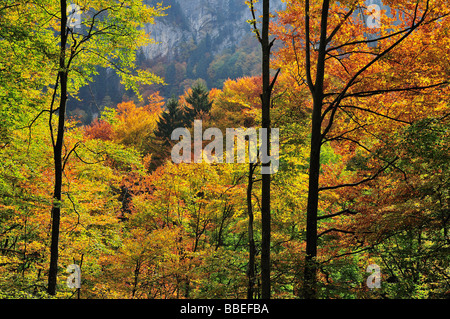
[47,0,68,295]
[302,0,330,299]
[260,0,271,299]
[303,96,322,299]
[247,163,256,299]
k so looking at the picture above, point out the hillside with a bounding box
[67,0,285,123]
[142,0,285,60]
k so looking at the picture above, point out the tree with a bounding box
[349,116,449,298]
[208,77,262,131]
[273,0,449,298]
[113,97,164,152]
[247,0,280,299]
[0,1,56,141]
[155,99,185,143]
[184,83,213,119]
[156,83,212,145]
[30,0,165,295]
[246,161,258,299]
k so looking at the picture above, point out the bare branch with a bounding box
[325,51,351,76]
[20,109,51,131]
[82,48,129,75]
[0,3,19,14]
[326,27,410,53]
[290,30,308,87]
[269,68,281,94]
[325,50,380,60]
[320,246,373,264]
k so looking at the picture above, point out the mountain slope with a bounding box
[143,0,285,60]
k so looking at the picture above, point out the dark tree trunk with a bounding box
[247,163,257,299]
[47,0,68,296]
[303,96,322,299]
[300,0,436,300]
[302,0,330,299]
[260,0,272,300]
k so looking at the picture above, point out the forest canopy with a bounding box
[0,0,448,300]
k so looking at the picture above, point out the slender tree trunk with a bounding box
[247,163,256,299]
[303,96,322,299]
[131,260,141,298]
[47,0,68,295]
[260,0,271,299]
[302,0,330,299]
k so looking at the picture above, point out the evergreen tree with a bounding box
[151,84,212,170]
[184,83,213,121]
[155,98,185,145]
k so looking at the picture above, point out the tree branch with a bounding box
[319,156,399,192]
[338,104,413,125]
[326,0,429,124]
[317,209,357,220]
[269,68,281,94]
[48,73,60,149]
[248,0,262,42]
[62,141,81,171]
[342,82,448,99]
[320,45,444,140]
[325,7,355,44]
[322,124,370,146]
[304,0,314,92]
[318,228,355,238]
[320,246,373,264]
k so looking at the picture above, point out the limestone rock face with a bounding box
[142,0,285,60]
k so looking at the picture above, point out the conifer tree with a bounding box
[155,98,185,146]
[184,83,213,120]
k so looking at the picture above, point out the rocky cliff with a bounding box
[143,0,285,60]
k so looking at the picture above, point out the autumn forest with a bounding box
[0,0,449,300]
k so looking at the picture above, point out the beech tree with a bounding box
[49,0,163,295]
[273,0,449,298]
[2,0,164,295]
[247,0,280,299]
